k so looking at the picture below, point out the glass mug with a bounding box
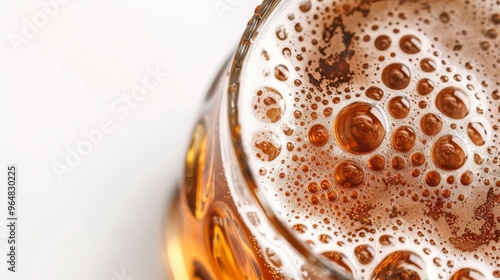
[165,0,500,279]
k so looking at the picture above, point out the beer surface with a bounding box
[238,0,500,278]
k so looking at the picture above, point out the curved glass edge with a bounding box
[225,1,352,279]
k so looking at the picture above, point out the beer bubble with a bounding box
[321,252,354,278]
[493,13,500,24]
[323,107,333,117]
[392,126,416,153]
[447,175,455,184]
[320,179,331,190]
[253,87,285,123]
[327,191,337,201]
[379,235,393,245]
[410,152,426,166]
[368,155,385,171]
[365,86,384,101]
[382,63,411,90]
[416,78,434,96]
[488,146,498,155]
[371,251,427,280]
[274,64,290,81]
[282,47,291,58]
[420,113,443,136]
[439,12,451,23]
[400,35,422,54]
[460,170,474,185]
[425,170,441,187]
[261,50,270,60]
[432,135,468,170]
[308,124,329,146]
[318,234,331,244]
[293,223,308,234]
[294,23,303,32]
[435,87,471,119]
[450,268,486,280]
[307,182,319,193]
[282,121,295,136]
[418,100,427,109]
[480,41,490,51]
[265,248,282,268]
[392,156,406,170]
[334,102,386,154]
[420,58,437,72]
[374,35,392,50]
[354,244,375,264]
[252,131,282,162]
[275,25,288,40]
[334,160,365,188]
[486,28,498,39]
[388,96,410,119]
[299,0,312,13]
[492,89,500,100]
[467,122,487,146]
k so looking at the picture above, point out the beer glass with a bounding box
[165,0,500,279]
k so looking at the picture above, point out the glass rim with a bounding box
[225,0,352,278]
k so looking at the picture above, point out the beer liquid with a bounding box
[238,0,500,278]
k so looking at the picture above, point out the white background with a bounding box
[0,0,261,279]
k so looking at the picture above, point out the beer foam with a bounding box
[238,0,500,278]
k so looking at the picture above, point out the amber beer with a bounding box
[166,0,500,279]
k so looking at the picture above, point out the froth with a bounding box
[238,0,500,278]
